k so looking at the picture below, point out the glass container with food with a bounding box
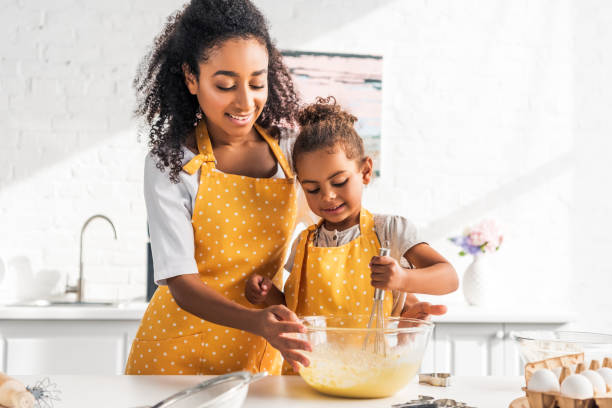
[295,315,434,398]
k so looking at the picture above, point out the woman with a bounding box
[125,0,312,375]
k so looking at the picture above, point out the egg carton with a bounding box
[521,388,612,408]
[525,353,585,384]
[515,355,612,408]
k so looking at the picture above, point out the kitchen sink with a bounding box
[9,299,116,307]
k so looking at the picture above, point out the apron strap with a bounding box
[254,124,295,180]
[183,120,216,175]
[306,221,322,247]
[285,227,315,312]
[359,208,376,237]
[360,208,406,316]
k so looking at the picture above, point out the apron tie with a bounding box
[183,152,215,175]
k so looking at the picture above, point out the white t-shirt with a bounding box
[283,214,425,272]
[145,134,315,285]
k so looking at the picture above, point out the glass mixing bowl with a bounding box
[295,315,434,398]
[510,330,612,365]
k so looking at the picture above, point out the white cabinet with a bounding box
[0,316,141,375]
[430,323,505,376]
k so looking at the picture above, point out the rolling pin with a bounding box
[0,372,35,408]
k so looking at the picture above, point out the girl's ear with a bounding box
[361,156,374,185]
[182,63,198,95]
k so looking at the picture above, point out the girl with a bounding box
[245,97,458,372]
[126,0,313,375]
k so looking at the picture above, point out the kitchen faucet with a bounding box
[66,214,117,302]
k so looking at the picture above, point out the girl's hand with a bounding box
[369,255,406,291]
[245,274,273,305]
[254,305,312,372]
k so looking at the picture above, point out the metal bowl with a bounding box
[510,330,612,364]
[296,315,434,398]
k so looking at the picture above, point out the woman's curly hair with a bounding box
[135,0,300,182]
[292,96,364,172]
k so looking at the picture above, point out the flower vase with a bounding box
[462,254,488,306]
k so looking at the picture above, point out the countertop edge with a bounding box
[0,303,576,323]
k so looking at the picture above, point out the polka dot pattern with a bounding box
[126,122,296,376]
[286,208,392,317]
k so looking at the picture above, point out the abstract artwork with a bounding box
[282,51,383,176]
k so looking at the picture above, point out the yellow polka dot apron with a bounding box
[282,208,393,374]
[126,121,297,375]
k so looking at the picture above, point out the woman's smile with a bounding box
[226,111,255,125]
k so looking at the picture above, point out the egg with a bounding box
[561,374,594,399]
[580,370,606,395]
[597,367,612,388]
[528,369,560,392]
[552,366,563,379]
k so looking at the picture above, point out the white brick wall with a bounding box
[1,1,610,330]
[0,0,185,302]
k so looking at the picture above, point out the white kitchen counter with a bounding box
[11,374,525,408]
[0,301,574,323]
[431,303,575,323]
[0,301,149,320]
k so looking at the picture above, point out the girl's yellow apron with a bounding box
[282,208,393,374]
[126,121,297,375]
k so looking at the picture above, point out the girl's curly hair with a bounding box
[135,0,300,182]
[292,96,364,171]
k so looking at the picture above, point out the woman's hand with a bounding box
[401,302,447,320]
[252,305,312,372]
[397,302,446,343]
[369,255,406,291]
[245,274,273,305]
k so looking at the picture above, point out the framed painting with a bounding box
[282,51,383,176]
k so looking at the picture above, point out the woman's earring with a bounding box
[193,107,203,127]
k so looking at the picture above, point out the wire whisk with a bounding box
[363,243,390,355]
[26,377,62,408]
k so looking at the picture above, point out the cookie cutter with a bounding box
[392,394,476,407]
[392,395,437,407]
[418,373,452,387]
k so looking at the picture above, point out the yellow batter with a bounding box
[298,347,420,398]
